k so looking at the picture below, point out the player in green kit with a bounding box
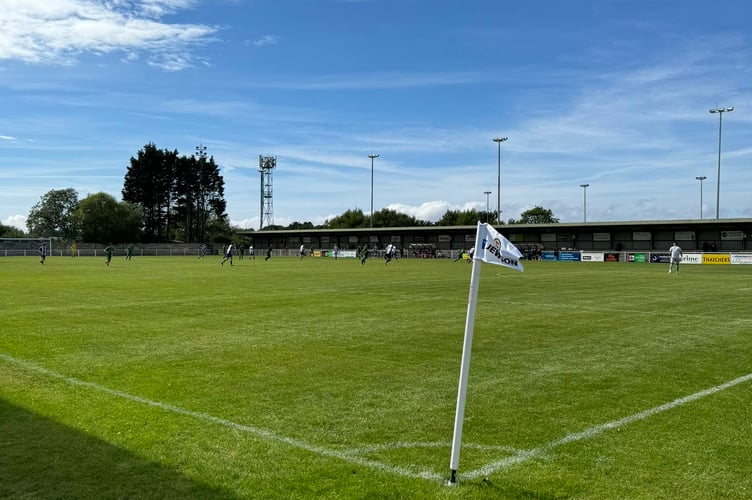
[104,243,114,267]
[125,243,134,261]
[453,246,465,262]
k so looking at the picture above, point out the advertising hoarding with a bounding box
[581,252,604,262]
[703,254,730,265]
[628,253,646,263]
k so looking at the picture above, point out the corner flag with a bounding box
[449,222,524,485]
[475,222,524,272]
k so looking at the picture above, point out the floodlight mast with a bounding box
[580,184,589,223]
[483,191,492,222]
[708,106,733,219]
[195,144,207,243]
[492,137,508,225]
[695,176,707,219]
[368,154,379,228]
[258,155,277,230]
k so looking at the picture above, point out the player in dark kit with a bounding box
[104,243,114,267]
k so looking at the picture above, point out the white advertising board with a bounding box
[581,252,605,262]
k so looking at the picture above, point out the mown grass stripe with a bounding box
[465,372,752,480]
[0,352,443,481]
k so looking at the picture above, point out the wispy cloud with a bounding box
[243,71,491,90]
[0,0,217,71]
[251,35,279,48]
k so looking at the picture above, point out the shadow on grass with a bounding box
[0,398,238,499]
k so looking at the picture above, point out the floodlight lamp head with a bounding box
[368,154,379,159]
[493,137,508,143]
[726,107,734,112]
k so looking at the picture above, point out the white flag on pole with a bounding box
[449,222,524,485]
[474,222,524,272]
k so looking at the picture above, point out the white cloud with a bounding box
[0,0,217,71]
[230,217,259,230]
[0,134,15,141]
[387,201,482,223]
[252,35,278,48]
[2,214,27,231]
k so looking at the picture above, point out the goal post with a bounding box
[0,237,53,257]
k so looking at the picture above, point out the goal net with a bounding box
[0,237,53,257]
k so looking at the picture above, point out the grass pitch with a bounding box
[1,254,751,499]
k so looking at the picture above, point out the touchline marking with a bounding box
[463,372,752,480]
[0,353,442,481]
[3,352,750,484]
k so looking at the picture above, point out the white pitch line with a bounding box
[463,372,752,480]
[4,352,750,484]
[0,353,442,481]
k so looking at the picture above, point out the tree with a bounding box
[206,216,234,244]
[371,208,430,228]
[123,143,228,243]
[74,193,142,243]
[26,188,79,238]
[322,208,430,229]
[436,209,484,226]
[324,209,369,229]
[122,143,178,242]
[173,154,227,243]
[286,221,316,230]
[509,206,559,224]
[0,223,25,238]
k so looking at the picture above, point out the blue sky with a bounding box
[1,0,750,231]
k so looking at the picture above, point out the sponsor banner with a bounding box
[558,251,581,262]
[508,233,524,242]
[721,230,745,240]
[674,231,695,241]
[540,251,582,261]
[730,254,752,265]
[322,250,357,258]
[541,233,557,242]
[438,235,451,242]
[633,231,652,241]
[628,253,646,263]
[703,254,730,265]
[581,252,604,262]
[681,253,703,264]
[650,253,670,263]
[593,232,611,241]
[604,252,620,262]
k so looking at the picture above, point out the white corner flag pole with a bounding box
[448,222,483,485]
[448,222,524,485]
